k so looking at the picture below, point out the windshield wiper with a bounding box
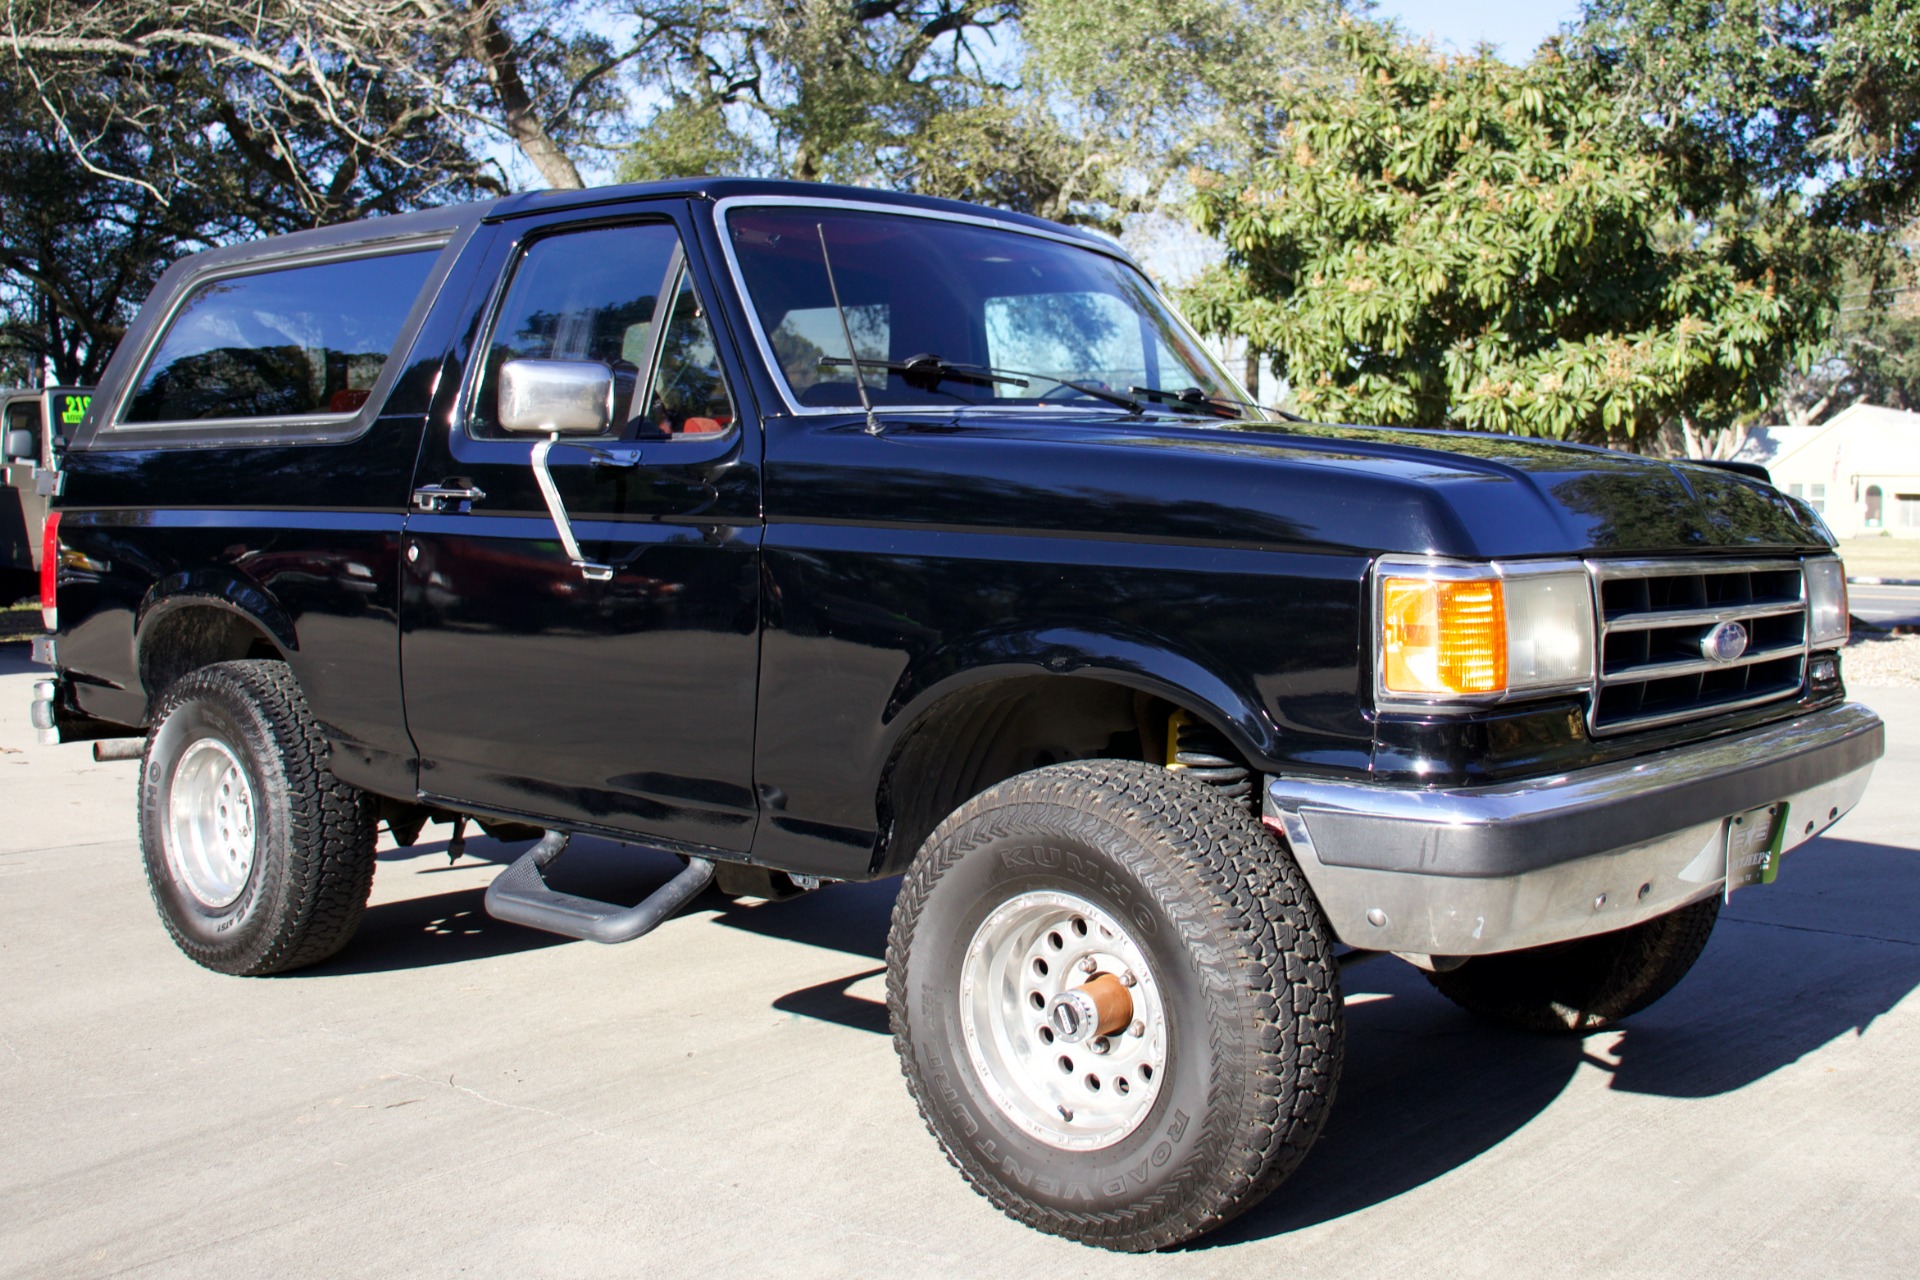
[820,352,1153,415]
[996,369,1144,414]
[1127,385,1308,423]
[1127,386,1243,420]
[818,353,1027,391]
[825,353,1244,418]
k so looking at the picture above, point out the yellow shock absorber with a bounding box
[1164,709,1192,770]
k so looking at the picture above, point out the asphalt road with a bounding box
[3,643,1917,1278]
[1850,584,1920,628]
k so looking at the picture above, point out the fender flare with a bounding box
[135,571,298,702]
[878,623,1277,770]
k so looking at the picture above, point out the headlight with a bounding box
[1377,559,1594,701]
[1805,556,1848,647]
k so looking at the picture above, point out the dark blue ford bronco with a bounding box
[29,179,1883,1250]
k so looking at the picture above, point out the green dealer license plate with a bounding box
[1725,802,1790,897]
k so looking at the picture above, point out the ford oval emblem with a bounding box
[1702,620,1750,663]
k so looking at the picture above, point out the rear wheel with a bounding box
[139,660,377,975]
[1427,896,1721,1033]
[887,760,1342,1250]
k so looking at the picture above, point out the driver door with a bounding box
[399,207,762,851]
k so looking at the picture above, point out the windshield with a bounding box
[724,206,1249,415]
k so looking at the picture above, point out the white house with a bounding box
[1732,403,1920,538]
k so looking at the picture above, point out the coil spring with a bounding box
[1170,718,1253,808]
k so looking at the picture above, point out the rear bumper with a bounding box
[29,644,139,746]
[1264,701,1883,957]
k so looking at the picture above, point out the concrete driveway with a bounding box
[3,641,1917,1278]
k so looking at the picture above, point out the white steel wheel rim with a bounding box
[164,738,258,909]
[959,889,1168,1152]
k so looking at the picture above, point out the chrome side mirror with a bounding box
[497,359,614,436]
[3,428,33,462]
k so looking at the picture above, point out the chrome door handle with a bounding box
[412,483,487,513]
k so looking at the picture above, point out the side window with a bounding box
[644,267,736,436]
[469,223,682,439]
[6,402,40,457]
[124,250,438,424]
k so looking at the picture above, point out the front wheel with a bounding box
[887,760,1343,1250]
[1427,895,1722,1033]
[139,660,377,975]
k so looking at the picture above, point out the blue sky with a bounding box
[1375,0,1586,61]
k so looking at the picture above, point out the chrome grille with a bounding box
[1588,558,1808,734]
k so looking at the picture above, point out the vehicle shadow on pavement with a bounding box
[1202,834,1920,1248]
[0,639,41,677]
[715,877,902,1033]
[294,832,673,975]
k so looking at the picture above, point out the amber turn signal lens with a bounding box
[1381,576,1508,695]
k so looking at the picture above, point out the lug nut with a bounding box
[1090,1036,1110,1055]
[1130,1020,1146,1037]
[1078,956,1098,973]
[1120,970,1137,987]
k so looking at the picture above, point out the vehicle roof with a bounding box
[179,177,1130,273]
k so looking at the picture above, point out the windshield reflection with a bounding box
[726,207,1248,416]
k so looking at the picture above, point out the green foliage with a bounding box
[1021,0,1348,192]
[1778,234,1920,416]
[1572,0,1920,233]
[0,1,495,381]
[1185,21,1835,444]
[615,0,1347,226]
[616,2,1071,204]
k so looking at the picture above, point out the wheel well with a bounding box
[872,677,1243,876]
[139,605,283,709]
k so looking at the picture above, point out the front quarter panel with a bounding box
[749,415,1376,877]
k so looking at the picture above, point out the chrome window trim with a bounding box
[455,217,719,446]
[102,236,454,439]
[708,195,1247,418]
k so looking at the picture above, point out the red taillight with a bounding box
[40,509,59,632]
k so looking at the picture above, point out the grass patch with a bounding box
[1838,538,1920,581]
[0,602,38,640]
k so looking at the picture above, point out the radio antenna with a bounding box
[816,223,881,436]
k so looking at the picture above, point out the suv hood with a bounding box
[884,411,1830,560]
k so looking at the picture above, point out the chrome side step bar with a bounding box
[483,830,714,944]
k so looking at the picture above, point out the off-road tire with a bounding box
[1427,895,1721,1033]
[887,760,1343,1251]
[139,660,377,975]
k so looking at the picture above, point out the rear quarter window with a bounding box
[124,249,439,425]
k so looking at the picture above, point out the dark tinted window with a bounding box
[643,268,735,436]
[125,250,438,423]
[470,223,682,439]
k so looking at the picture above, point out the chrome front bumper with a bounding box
[1264,702,1884,957]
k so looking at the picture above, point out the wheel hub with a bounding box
[1045,972,1133,1044]
[164,738,258,909]
[959,889,1167,1151]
